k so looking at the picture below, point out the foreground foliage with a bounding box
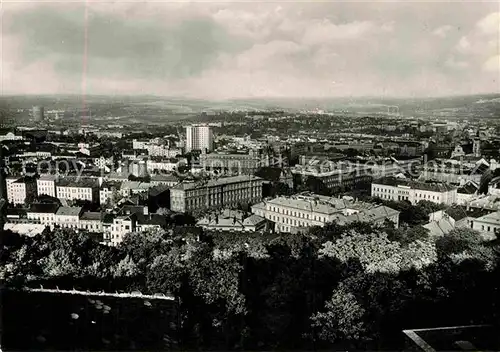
[1,223,500,350]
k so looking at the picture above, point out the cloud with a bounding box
[456,36,472,52]
[483,55,500,72]
[433,25,453,38]
[445,58,469,70]
[2,1,499,98]
[477,11,500,35]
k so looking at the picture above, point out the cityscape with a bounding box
[1,1,500,351]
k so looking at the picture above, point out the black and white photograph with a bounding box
[1,0,500,351]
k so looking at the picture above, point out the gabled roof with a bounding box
[136,213,166,226]
[423,218,455,237]
[242,214,266,226]
[118,205,146,216]
[458,181,479,195]
[55,206,83,216]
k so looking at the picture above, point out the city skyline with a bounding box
[2,0,499,99]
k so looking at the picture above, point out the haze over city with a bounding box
[2,0,499,99]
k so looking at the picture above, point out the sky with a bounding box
[1,0,499,99]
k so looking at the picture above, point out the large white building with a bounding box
[27,203,60,226]
[251,193,400,233]
[7,176,37,205]
[56,178,99,202]
[170,175,263,213]
[185,124,214,152]
[54,206,83,229]
[469,211,500,240]
[371,177,457,206]
[37,175,57,197]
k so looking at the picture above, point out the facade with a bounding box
[368,157,421,178]
[371,177,458,205]
[469,211,500,240]
[418,158,487,185]
[26,203,59,226]
[170,175,263,213]
[54,206,83,229]
[292,161,373,192]
[147,158,178,173]
[120,181,151,197]
[37,175,57,197]
[109,206,164,246]
[99,181,122,205]
[7,176,37,205]
[200,151,283,175]
[150,174,180,187]
[251,193,400,233]
[185,124,214,152]
[56,178,99,202]
[78,212,104,232]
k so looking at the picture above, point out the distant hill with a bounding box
[1,93,499,119]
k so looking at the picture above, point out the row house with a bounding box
[371,177,457,206]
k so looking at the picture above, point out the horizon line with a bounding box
[1,91,499,102]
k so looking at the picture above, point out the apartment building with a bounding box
[292,161,373,192]
[150,174,179,187]
[371,177,457,205]
[54,206,83,229]
[251,193,400,233]
[469,211,500,241]
[147,158,178,173]
[185,124,214,152]
[37,175,57,197]
[418,159,488,185]
[7,176,37,205]
[27,203,59,226]
[99,180,122,205]
[56,178,99,202]
[170,175,263,213]
[200,151,282,175]
[109,206,165,246]
[78,212,103,232]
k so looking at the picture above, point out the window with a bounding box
[488,226,491,232]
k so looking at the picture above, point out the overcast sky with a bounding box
[1,0,499,99]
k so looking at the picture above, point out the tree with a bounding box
[311,284,366,343]
[319,230,437,274]
[114,254,139,278]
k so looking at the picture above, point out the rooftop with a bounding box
[56,178,98,188]
[257,193,400,220]
[172,175,262,191]
[403,325,500,352]
[4,223,47,236]
[423,218,455,237]
[374,177,457,192]
[474,211,500,225]
[28,203,60,214]
[80,212,103,221]
[56,206,83,217]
